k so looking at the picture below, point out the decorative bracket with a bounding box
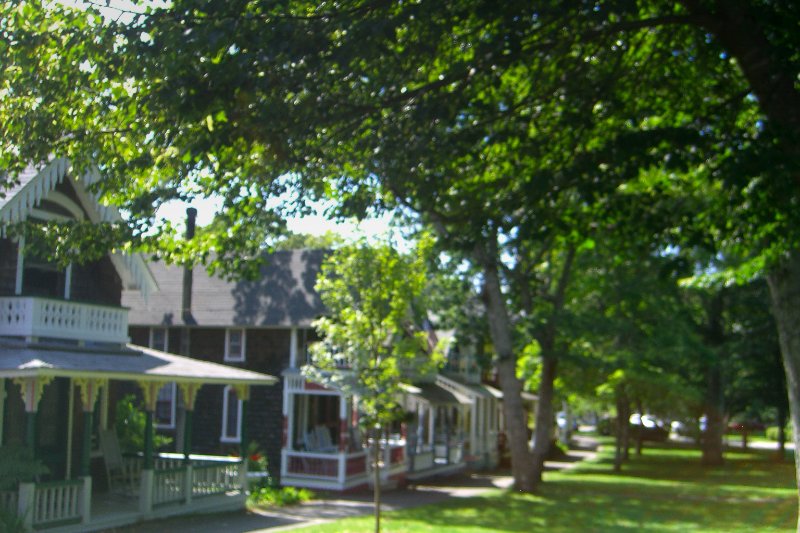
[137,380,168,412]
[178,382,202,411]
[232,384,250,402]
[74,378,107,412]
[13,376,54,413]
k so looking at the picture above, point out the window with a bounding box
[21,257,69,299]
[155,382,177,429]
[149,328,175,428]
[221,386,242,442]
[224,328,246,362]
[150,328,168,352]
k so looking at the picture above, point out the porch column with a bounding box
[289,328,299,368]
[428,405,435,448]
[283,388,294,450]
[178,383,202,462]
[13,376,53,454]
[179,383,201,505]
[138,381,163,516]
[233,384,250,456]
[470,400,478,458]
[339,395,348,452]
[138,381,166,470]
[444,408,450,465]
[0,378,5,446]
[75,378,106,477]
[233,384,250,494]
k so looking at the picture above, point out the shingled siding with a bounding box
[127,324,297,481]
[187,328,289,481]
[242,328,292,482]
[128,326,149,347]
[0,238,18,296]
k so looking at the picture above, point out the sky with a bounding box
[157,196,396,242]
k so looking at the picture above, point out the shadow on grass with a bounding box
[377,484,795,532]
[567,441,796,491]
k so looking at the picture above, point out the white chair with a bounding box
[99,430,136,494]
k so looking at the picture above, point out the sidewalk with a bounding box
[108,439,597,533]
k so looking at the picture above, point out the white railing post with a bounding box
[139,470,154,516]
[338,452,346,484]
[18,482,34,530]
[81,476,92,525]
[238,460,248,495]
[184,464,193,505]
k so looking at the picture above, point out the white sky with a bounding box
[157,196,396,242]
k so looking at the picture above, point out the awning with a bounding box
[402,382,468,406]
[0,339,277,386]
[480,384,538,403]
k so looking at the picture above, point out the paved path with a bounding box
[108,439,598,533]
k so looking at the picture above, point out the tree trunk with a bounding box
[482,252,537,491]
[701,291,726,466]
[766,252,800,526]
[530,355,557,481]
[777,401,787,461]
[621,404,630,461]
[635,399,644,456]
[702,361,725,466]
[614,391,629,472]
[373,427,381,533]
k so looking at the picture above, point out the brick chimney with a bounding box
[181,207,197,325]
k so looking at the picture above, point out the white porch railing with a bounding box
[152,467,187,507]
[30,479,83,528]
[129,453,243,505]
[0,296,129,344]
[192,462,241,496]
[408,448,434,472]
[283,449,369,488]
[285,374,306,392]
[285,450,343,478]
[435,439,465,464]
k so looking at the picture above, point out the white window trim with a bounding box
[155,382,177,429]
[224,328,246,362]
[150,327,168,352]
[16,237,73,300]
[220,385,243,443]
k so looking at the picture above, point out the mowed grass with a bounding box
[295,439,798,532]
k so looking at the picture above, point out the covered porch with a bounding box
[0,339,275,532]
[401,379,471,480]
[280,371,406,491]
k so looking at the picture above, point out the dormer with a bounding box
[0,158,156,345]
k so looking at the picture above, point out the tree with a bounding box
[4,0,800,506]
[305,238,442,533]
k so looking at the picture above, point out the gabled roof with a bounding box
[0,338,276,385]
[0,158,157,299]
[123,249,327,328]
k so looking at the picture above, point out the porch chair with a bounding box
[99,429,137,495]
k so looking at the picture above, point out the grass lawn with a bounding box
[294,438,797,532]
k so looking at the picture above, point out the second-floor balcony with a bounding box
[0,296,129,344]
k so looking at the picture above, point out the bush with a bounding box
[0,507,26,533]
[0,445,48,490]
[248,486,314,507]
[766,425,793,441]
[244,441,275,490]
[115,395,172,453]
